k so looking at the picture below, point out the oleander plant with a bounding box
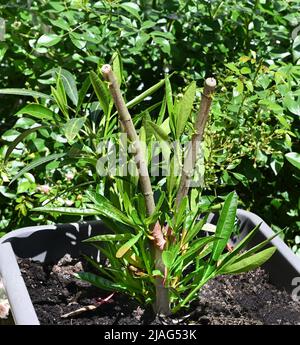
[28,64,277,314]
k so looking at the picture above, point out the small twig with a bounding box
[61,293,114,319]
[175,77,216,209]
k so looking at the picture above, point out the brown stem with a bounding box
[175,77,216,209]
[101,64,170,315]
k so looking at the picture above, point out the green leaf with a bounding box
[75,272,126,292]
[217,223,262,268]
[162,250,175,268]
[76,76,91,113]
[51,76,68,117]
[90,71,110,115]
[152,37,170,55]
[4,125,46,162]
[146,118,171,161]
[64,117,86,142]
[116,231,143,258]
[125,79,165,109]
[49,18,70,31]
[157,96,166,125]
[86,191,134,226]
[211,192,238,261]
[146,120,169,142]
[15,104,56,122]
[285,152,300,170]
[240,67,251,74]
[2,129,20,142]
[69,33,86,49]
[287,100,300,116]
[32,207,99,216]
[219,247,276,274]
[183,213,208,244]
[175,81,196,138]
[9,153,66,185]
[152,269,164,278]
[0,89,53,99]
[119,2,141,21]
[225,63,240,74]
[145,191,165,225]
[59,69,78,106]
[174,196,188,230]
[37,34,62,47]
[112,51,123,86]
[173,236,218,269]
[165,75,173,117]
[40,68,78,106]
[83,233,132,243]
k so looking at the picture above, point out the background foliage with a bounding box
[0,0,299,254]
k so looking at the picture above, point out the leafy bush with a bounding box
[0,0,299,253]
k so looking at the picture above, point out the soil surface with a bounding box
[19,255,300,325]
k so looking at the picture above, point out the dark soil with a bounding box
[19,255,300,325]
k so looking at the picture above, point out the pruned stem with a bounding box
[102,64,155,215]
[101,64,170,315]
[175,77,216,209]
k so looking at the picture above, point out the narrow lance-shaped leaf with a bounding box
[217,223,262,268]
[146,120,169,141]
[157,95,167,125]
[112,51,123,87]
[145,191,166,225]
[58,69,78,106]
[15,104,57,122]
[116,231,143,258]
[173,236,218,270]
[51,77,69,118]
[125,79,165,109]
[165,75,173,116]
[175,81,196,138]
[5,125,47,162]
[76,76,91,113]
[0,88,53,99]
[90,71,110,115]
[74,272,127,292]
[146,119,171,161]
[211,191,238,261]
[83,233,132,243]
[221,229,282,268]
[174,196,188,230]
[41,68,79,107]
[183,215,208,243]
[32,207,100,216]
[9,153,66,185]
[86,190,134,226]
[219,247,277,274]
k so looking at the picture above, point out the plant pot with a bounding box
[0,210,299,325]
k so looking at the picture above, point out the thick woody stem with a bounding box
[175,77,216,209]
[102,64,155,216]
[101,64,170,315]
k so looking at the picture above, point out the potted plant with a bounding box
[1,65,300,325]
